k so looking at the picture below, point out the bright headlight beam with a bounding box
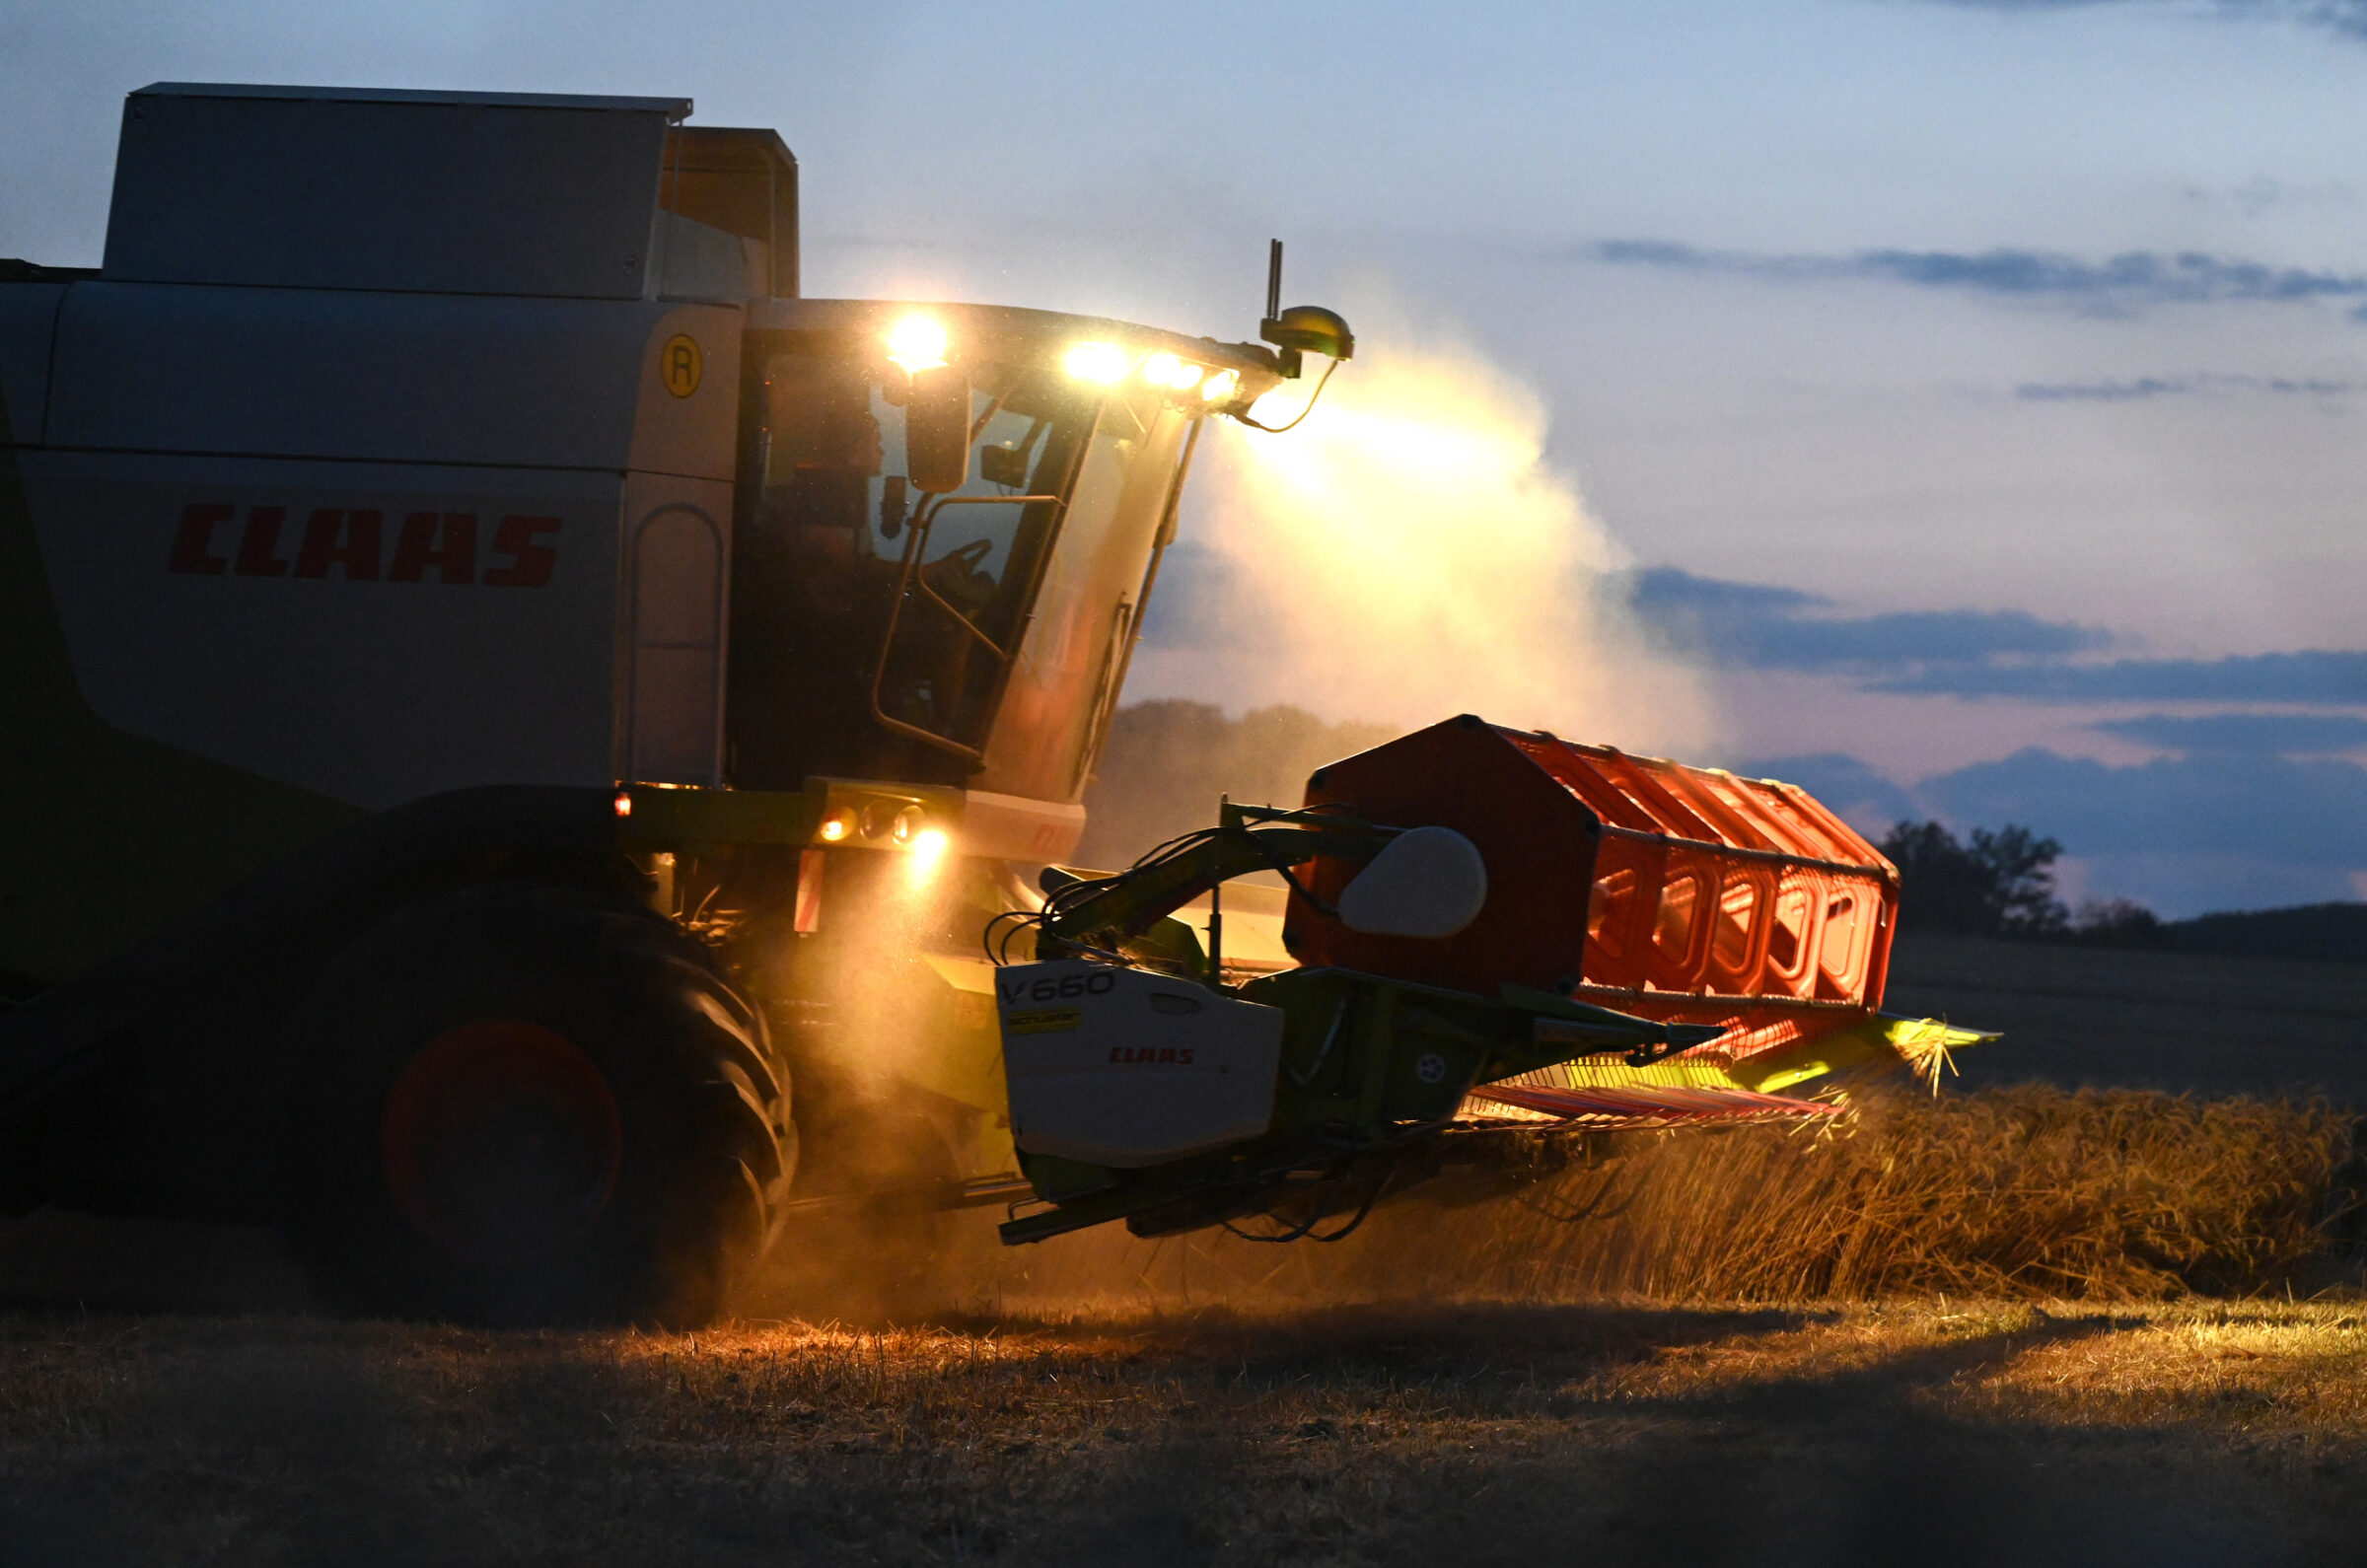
[1200,369,1241,403]
[1143,352,1200,391]
[886,315,949,373]
[906,826,952,880]
[1063,341,1130,385]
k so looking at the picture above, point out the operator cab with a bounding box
[726,300,1280,804]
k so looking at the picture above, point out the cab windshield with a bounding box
[727,331,1197,801]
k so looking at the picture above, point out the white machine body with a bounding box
[996,960,1282,1169]
[4,84,780,808]
[20,293,742,806]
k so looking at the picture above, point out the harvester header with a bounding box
[985,716,1974,1247]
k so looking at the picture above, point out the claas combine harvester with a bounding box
[0,84,1980,1324]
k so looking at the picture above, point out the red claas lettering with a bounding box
[234,506,291,577]
[293,509,382,580]
[166,503,235,574]
[169,505,561,587]
[483,516,561,587]
[389,512,478,584]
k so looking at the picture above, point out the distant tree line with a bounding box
[1878,820,2073,937]
[1878,820,2161,945]
[1877,818,2367,961]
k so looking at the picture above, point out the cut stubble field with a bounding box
[6,1299,2367,1565]
[6,932,2367,1563]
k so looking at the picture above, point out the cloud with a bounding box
[1626,567,1817,619]
[1759,609,2107,667]
[1924,748,2367,861]
[2184,178,2359,217]
[1586,240,2367,317]
[1876,649,2367,704]
[1920,747,2367,914]
[1913,0,2367,39]
[2015,374,2362,401]
[2090,713,2367,752]
[1626,567,2108,672]
[2016,377,2190,402]
[1629,572,2367,712]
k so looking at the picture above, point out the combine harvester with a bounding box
[0,83,1978,1324]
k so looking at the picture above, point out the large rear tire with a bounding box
[282,884,795,1326]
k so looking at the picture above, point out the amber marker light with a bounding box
[885,315,950,373]
[612,791,632,818]
[1063,341,1129,385]
[818,815,850,842]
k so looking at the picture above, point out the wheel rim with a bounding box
[379,1019,623,1261]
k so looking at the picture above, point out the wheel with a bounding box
[281,883,795,1326]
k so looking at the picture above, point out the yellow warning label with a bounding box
[1005,1007,1083,1035]
[660,333,703,397]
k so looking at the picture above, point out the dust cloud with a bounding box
[1130,297,1716,756]
[732,853,999,1321]
[1073,702,1399,868]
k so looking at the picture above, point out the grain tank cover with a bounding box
[100,83,774,300]
[1287,716,1901,1040]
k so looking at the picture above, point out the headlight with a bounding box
[1200,369,1241,403]
[1063,341,1130,385]
[1143,352,1202,392]
[886,315,949,373]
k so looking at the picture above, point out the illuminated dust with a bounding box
[1127,297,1716,757]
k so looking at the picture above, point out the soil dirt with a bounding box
[1884,933,2367,1101]
[4,1298,2367,1565]
[6,936,2367,1564]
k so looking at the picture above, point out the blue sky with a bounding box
[6,0,2367,915]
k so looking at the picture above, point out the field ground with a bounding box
[5,1297,2367,1565]
[4,937,2367,1562]
[1885,933,2367,1101]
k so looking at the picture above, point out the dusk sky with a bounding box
[7,0,2367,916]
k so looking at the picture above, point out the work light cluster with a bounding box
[1059,341,1239,406]
[882,314,1240,408]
